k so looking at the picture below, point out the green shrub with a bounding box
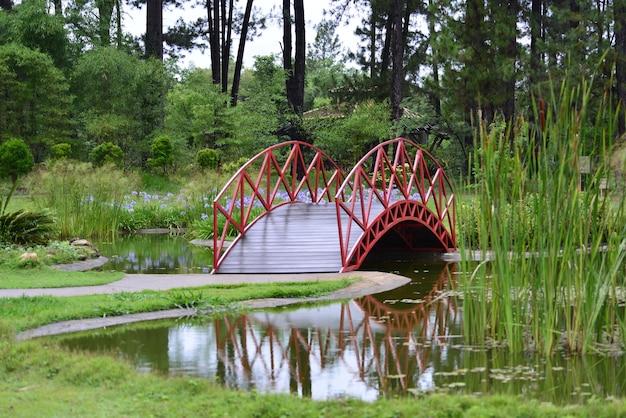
[0,138,35,215]
[89,142,124,168]
[50,143,72,160]
[0,210,56,245]
[147,136,174,174]
[221,157,249,176]
[196,148,219,170]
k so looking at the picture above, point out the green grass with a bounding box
[0,240,121,288]
[2,194,35,212]
[0,265,123,288]
[0,279,356,332]
[0,336,624,417]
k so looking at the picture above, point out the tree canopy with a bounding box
[0,0,623,175]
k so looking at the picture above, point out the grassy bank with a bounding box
[0,266,123,288]
[0,279,356,332]
[1,335,624,417]
[0,274,625,415]
[0,241,123,288]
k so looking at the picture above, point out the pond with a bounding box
[59,236,626,403]
[93,233,213,274]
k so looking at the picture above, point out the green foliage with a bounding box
[460,75,626,355]
[164,69,234,163]
[220,157,249,176]
[305,20,348,111]
[139,171,182,194]
[0,138,35,215]
[71,48,171,165]
[312,100,393,168]
[118,172,222,232]
[0,43,71,161]
[89,142,124,168]
[27,160,139,238]
[196,148,219,170]
[147,135,174,174]
[0,210,56,246]
[50,143,72,160]
[0,138,34,182]
[0,0,71,69]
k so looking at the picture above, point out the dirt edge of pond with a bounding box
[16,271,410,341]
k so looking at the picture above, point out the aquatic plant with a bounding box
[460,73,626,355]
[28,161,139,239]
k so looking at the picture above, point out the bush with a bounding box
[0,210,56,245]
[221,157,249,176]
[0,138,35,215]
[196,148,219,170]
[147,136,174,174]
[89,142,124,168]
[51,143,72,160]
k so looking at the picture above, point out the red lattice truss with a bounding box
[336,138,456,272]
[213,138,456,273]
[213,141,345,272]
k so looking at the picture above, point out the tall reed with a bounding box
[460,74,626,355]
[27,161,140,239]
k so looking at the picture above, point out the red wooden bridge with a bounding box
[212,138,456,274]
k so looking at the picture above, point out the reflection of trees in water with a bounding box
[96,235,213,274]
[60,326,171,373]
[212,263,459,397]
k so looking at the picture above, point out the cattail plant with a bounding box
[459,72,626,355]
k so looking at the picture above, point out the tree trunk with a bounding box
[529,0,542,86]
[231,0,254,106]
[208,0,221,85]
[380,16,392,76]
[283,0,305,115]
[391,0,404,122]
[369,11,376,77]
[96,0,115,46]
[283,0,295,110]
[220,0,232,93]
[503,0,517,148]
[145,0,163,59]
[292,0,305,114]
[427,0,441,116]
[53,0,62,15]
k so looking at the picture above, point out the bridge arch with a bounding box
[336,138,456,272]
[212,141,345,273]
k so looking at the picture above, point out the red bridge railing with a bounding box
[213,141,345,272]
[335,138,456,271]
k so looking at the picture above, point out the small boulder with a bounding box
[19,252,38,263]
[18,252,39,267]
[69,237,100,258]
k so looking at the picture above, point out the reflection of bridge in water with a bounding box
[209,263,459,399]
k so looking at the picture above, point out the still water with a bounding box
[60,238,626,403]
[94,234,213,274]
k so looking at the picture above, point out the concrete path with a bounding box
[0,270,408,298]
[2,267,411,340]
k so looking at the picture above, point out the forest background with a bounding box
[1,0,626,179]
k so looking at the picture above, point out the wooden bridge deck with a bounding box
[216,203,365,274]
